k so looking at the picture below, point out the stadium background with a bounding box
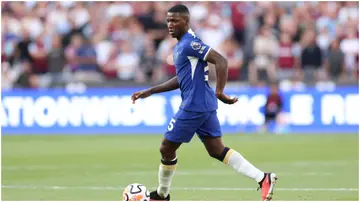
[1,1,359,201]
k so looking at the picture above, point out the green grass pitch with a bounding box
[1,133,358,201]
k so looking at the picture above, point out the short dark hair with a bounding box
[168,4,189,14]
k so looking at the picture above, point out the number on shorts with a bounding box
[168,118,176,131]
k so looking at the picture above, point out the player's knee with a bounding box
[208,147,230,162]
[208,150,223,160]
[159,145,174,160]
[208,151,220,159]
[159,146,167,156]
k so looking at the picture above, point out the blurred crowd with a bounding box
[1,1,359,90]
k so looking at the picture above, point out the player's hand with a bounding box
[131,90,152,104]
[216,92,238,104]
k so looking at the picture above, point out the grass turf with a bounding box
[1,133,358,201]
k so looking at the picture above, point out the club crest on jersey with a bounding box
[190,41,201,50]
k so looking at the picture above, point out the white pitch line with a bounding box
[1,166,335,176]
[117,171,334,176]
[2,161,355,171]
[1,185,357,192]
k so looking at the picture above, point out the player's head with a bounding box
[167,4,190,39]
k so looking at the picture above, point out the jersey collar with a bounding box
[178,28,195,42]
[187,28,196,37]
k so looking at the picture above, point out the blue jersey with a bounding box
[173,29,218,112]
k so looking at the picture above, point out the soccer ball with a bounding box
[123,183,150,201]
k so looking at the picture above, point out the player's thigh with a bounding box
[165,109,205,143]
[197,111,225,156]
[196,110,222,141]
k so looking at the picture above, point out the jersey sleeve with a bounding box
[184,39,212,61]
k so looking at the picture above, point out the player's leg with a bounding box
[151,109,204,200]
[197,111,277,201]
[201,136,266,184]
[151,138,182,200]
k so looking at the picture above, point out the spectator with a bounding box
[65,34,83,72]
[300,29,323,83]
[128,17,146,55]
[15,61,39,88]
[263,12,280,39]
[316,7,337,39]
[8,41,23,69]
[157,35,177,78]
[2,11,22,38]
[115,40,140,82]
[62,17,85,49]
[338,2,359,26]
[48,34,66,86]
[230,2,246,45]
[316,27,331,54]
[279,15,297,42]
[28,33,48,74]
[200,14,228,50]
[1,63,13,89]
[219,37,244,81]
[190,2,209,30]
[65,34,102,84]
[277,32,297,80]
[69,2,90,29]
[147,10,168,50]
[106,2,133,19]
[249,25,278,85]
[101,41,121,79]
[340,30,359,82]
[92,33,113,69]
[73,37,101,82]
[108,15,128,42]
[292,5,314,43]
[47,2,71,35]
[136,2,155,30]
[139,40,162,84]
[1,2,358,89]
[325,39,345,83]
[15,28,33,63]
[21,9,44,39]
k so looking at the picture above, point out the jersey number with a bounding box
[204,66,209,81]
[168,118,176,131]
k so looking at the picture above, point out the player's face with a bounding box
[166,12,187,39]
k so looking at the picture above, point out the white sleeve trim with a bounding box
[203,47,212,61]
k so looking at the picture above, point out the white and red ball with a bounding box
[123,183,150,201]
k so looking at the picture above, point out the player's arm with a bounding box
[205,49,238,104]
[132,76,179,103]
[185,39,237,104]
[149,76,179,94]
